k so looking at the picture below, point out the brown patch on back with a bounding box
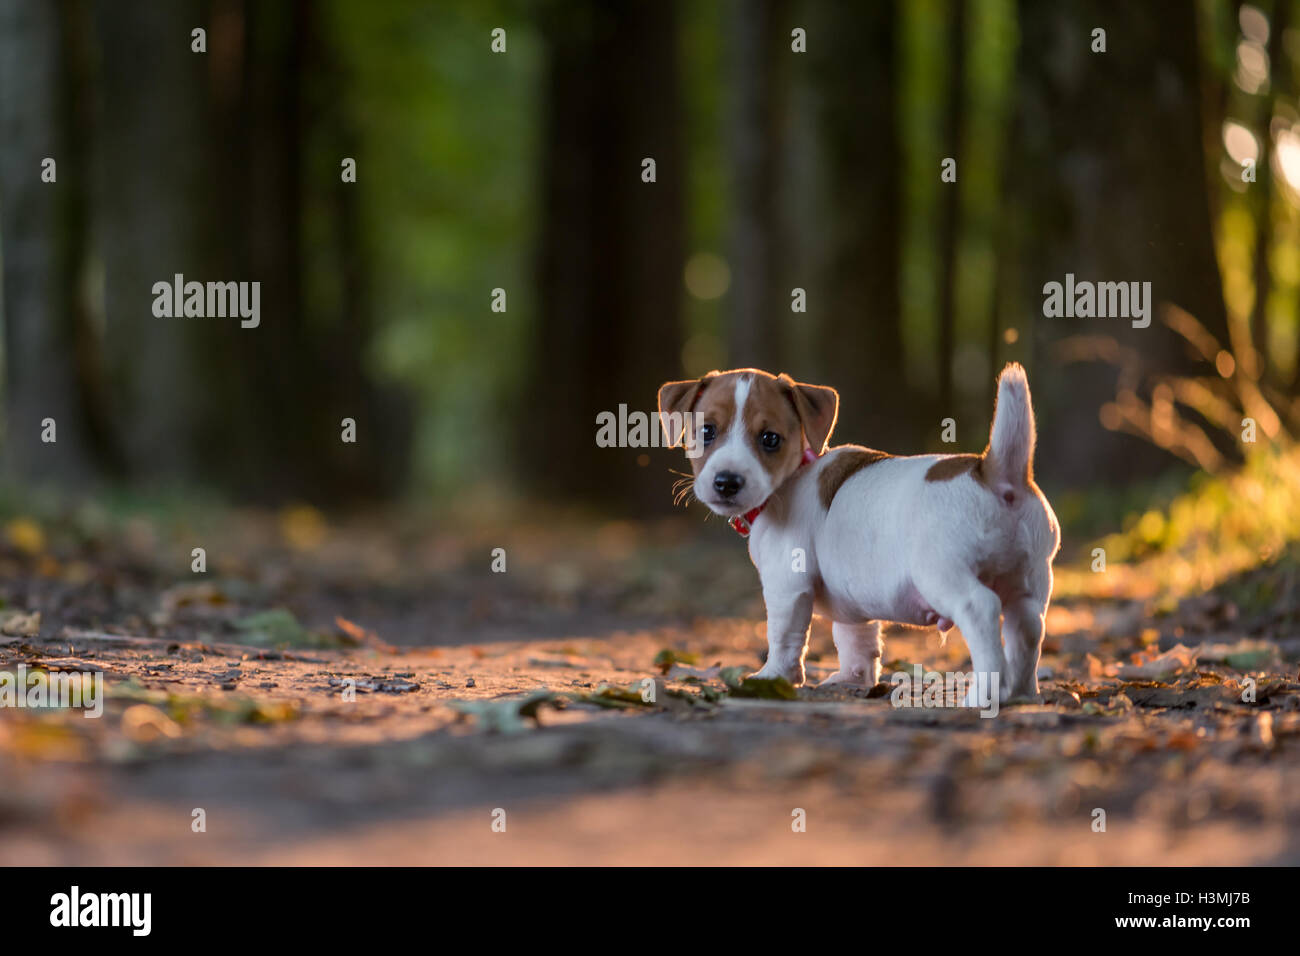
[818,446,892,508]
[925,453,987,484]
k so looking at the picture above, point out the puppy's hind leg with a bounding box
[1002,565,1052,699]
[819,621,883,688]
[920,570,1006,709]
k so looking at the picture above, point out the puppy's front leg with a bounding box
[751,587,814,687]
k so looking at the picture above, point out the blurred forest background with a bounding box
[2,0,1300,583]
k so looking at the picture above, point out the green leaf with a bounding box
[449,691,562,734]
[1224,648,1276,670]
[233,609,336,648]
[719,666,748,690]
[569,682,654,709]
[654,648,700,674]
[729,676,799,700]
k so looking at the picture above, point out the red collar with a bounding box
[729,447,820,537]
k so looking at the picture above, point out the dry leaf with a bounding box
[1118,643,1198,680]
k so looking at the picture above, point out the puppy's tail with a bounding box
[985,362,1035,488]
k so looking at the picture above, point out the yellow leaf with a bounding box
[5,518,46,556]
[279,504,326,551]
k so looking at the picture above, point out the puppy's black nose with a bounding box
[713,472,744,498]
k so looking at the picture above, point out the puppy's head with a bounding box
[658,369,839,517]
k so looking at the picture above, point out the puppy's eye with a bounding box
[700,423,716,444]
[760,431,781,451]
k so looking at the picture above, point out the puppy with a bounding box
[658,363,1060,706]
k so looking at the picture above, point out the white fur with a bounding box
[695,375,778,514]
[715,365,1061,707]
[987,364,1033,489]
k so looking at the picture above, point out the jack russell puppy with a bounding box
[658,363,1060,707]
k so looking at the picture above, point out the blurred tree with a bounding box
[1251,0,1288,376]
[0,0,119,486]
[936,0,967,417]
[1009,0,1230,485]
[194,0,410,502]
[727,0,789,371]
[808,0,912,447]
[1,0,410,503]
[523,0,685,511]
[93,0,206,481]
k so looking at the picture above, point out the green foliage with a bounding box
[329,0,541,491]
[1094,444,1300,596]
[899,0,1015,398]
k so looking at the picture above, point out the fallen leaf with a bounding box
[570,682,653,709]
[722,668,798,701]
[1118,643,1198,680]
[1198,639,1280,671]
[448,691,562,733]
[0,610,41,637]
[1084,652,1115,679]
[334,616,397,653]
[121,704,183,742]
[279,504,327,551]
[654,648,700,674]
[665,662,722,682]
[4,518,45,556]
[234,609,337,648]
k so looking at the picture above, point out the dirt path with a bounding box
[3,604,1298,864]
[1,512,1298,864]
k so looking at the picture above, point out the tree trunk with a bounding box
[0,0,112,485]
[727,0,788,371]
[93,0,206,483]
[808,0,909,448]
[524,0,686,512]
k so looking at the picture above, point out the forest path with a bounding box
[3,584,1298,865]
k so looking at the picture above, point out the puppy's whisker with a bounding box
[671,474,696,507]
[673,486,695,507]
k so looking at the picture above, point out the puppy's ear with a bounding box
[658,376,708,447]
[782,375,839,454]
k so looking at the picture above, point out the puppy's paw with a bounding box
[961,676,1011,709]
[1003,685,1043,705]
[817,669,871,689]
[749,662,805,687]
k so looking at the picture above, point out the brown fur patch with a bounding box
[780,374,839,454]
[818,446,892,508]
[687,375,739,475]
[740,373,805,484]
[925,453,986,483]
